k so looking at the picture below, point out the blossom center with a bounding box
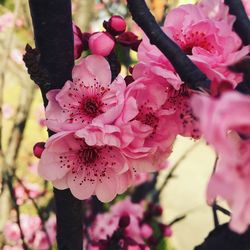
[83,98,99,117]
[81,147,99,164]
[174,31,215,55]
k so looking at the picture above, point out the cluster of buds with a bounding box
[73,15,141,59]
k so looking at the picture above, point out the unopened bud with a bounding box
[33,142,45,158]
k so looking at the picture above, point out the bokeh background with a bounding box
[0,0,229,249]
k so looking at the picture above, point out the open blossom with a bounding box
[4,214,56,248]
[89,198,145,243]
[163,3,249,86]
[38,131,129,202]
[135,2,249,89]
[46,55,126,132]
[116,77,176,174]
[192,91,250,233]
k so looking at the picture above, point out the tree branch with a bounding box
[127,0,211,91]
[28,1,83,249]
[225,0,250,45]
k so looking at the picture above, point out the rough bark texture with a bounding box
[28,1,83,249]
[127,0,211,91]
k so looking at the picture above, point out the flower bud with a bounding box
[89,32,115,56]
[141,224,153,239]
[82,32,91,51]
[33,142,45,158]
[124,75,134,85]
[104,15,126,36]
[163,225,172,237]
[151,204,163,216]
[73,23,83,60]
[119,214,130,228]
[117,32,142,51]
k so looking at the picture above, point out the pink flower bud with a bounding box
[89,32,115,56]
[163,225,172,237]
[141,223,153,239]
[104,15,126,36]
[73,23,83,60]
[33,142,45,158]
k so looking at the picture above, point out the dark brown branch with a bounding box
[127,0,211,91]
[225,0,250,45]
[28,1,83,249]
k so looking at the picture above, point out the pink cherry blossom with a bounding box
[192,91,250,233]
[163,3,249,86]
[4,222,21,243]
[135,2,249,89]
[88,213,118,240]
[3,246,23,250]
[198,0,235,25]
[89,198,145,243]
[116,77,176,174]
[89,32,115,56]
[14,181,43,205]
[45,55,126,132]
[38,131,128,202]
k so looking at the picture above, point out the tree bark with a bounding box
[28,1,83,249]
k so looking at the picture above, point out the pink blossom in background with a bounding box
[4,222,21,243]
[88,213,118,241]
[46,55,126,132]
[198,0,235,25]
[2,104,14,119]
[192,91,250,233]
[10,49,24,65]
[0,12,14,31]
[35,105,46,127]
[4,214,56,249]
[89,198,145,243]
[3,246,23,250]
[38,131,129,202]
[14,181,43,205]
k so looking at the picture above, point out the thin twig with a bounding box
[213,204,231,217]
[15,176,52,249]
[211,156,219,228]
[5,173,29,250]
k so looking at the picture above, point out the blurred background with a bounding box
[0,0,229,249]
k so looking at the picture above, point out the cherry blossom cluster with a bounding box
[3,214,56,250]
[36,0,250,235]
[86,198,171,250]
